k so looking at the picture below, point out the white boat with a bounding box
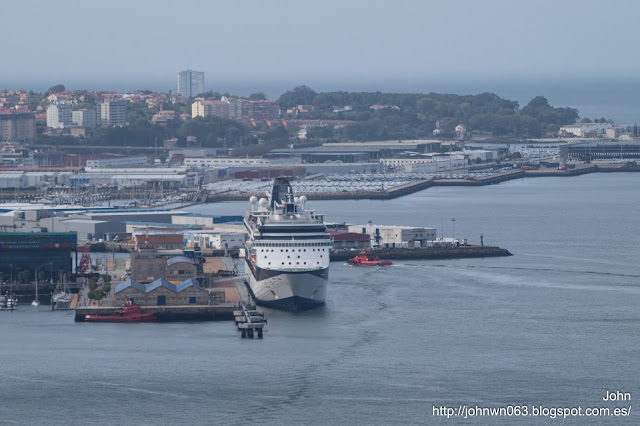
[243,178,332,311]
[52,292,72,302]
[2,293,18,310]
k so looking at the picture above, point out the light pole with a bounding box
[112,236,119,272]
[49,262,53,284]
[451,218,456,242]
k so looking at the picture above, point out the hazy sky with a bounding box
[2,0,637,85]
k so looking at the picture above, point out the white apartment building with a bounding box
[98,100,127,126]
[178,70,205,99]
[72,109,97,128]
[192,97,279,120]
[191,99,229,118]
[46,103,73,128]
[559,123,612,137]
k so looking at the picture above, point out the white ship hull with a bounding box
[245,261,328,310]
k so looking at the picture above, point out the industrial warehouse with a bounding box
[560,141,640,161]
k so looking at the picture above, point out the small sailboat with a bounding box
[32,275,40,307]
[52,274,73,310]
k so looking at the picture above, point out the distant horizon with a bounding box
[4,75,640,97]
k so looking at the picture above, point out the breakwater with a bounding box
[330,245,512,261]
[206,164,640,202]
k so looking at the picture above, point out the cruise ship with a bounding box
[244,178,332,310]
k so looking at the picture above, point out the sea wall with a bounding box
[74,305,236,322]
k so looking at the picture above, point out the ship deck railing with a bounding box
[261,218,324,225]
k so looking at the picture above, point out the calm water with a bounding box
[2,173,639,425]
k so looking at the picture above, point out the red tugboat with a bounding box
[347,251,393,266]
[84,304,158,323]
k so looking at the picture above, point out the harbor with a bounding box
[2,172,639,425]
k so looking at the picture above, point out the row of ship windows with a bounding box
[268,261,320,266]
[264,255,323,259]
[260,248,326,253]
[254,242,331,247]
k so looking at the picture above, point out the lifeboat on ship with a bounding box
[84,304,158,323]
[347,251,393,266]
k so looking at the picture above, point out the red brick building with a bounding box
[330,231,371,249]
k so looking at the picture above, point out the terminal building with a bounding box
[380,155,467,173]
[346,224,437,248]
[560,142,640,162]
[0,232,77,281]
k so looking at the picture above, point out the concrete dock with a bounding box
[330,246,512,261]
[74,304,238,322]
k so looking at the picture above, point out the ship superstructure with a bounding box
[244,178,331,310]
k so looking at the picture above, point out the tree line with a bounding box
[277,86,582,139]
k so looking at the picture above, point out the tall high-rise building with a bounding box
[46,103,73,128]
[0,112,36,142]
[98,100,127,126]
[178,70,205,98]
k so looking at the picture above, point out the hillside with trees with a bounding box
[278,86,580,140]
[33,86,582,152]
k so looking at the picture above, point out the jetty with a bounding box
[234,304,266,338]
[330,245,511,261]
[74,305,236,322]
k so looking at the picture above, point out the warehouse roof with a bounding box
[167,256,194,266]
[175,278,203,292]
[114,279,146,293]
[146,278,175,292]
[115,278,204,294]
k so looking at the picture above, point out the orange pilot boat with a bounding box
[347,251,393,266]
[84,304,158,323]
